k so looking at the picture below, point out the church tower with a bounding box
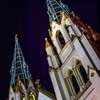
[8,34,37,100]
[45,0,100,100]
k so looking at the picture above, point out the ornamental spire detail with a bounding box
[10,35,31,86]
[46,0,70,22]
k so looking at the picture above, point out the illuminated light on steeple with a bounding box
[10,34,31,86]
[46,0,70,22]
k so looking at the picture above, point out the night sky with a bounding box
[0,0,99,100]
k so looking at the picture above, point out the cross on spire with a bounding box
[46,0,70,22]
[10,34,31,86]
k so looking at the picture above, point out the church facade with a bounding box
[8,0,100,100]
[45,0,100,100]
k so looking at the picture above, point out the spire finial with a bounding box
[15,32,19,42]
[16,32,19,37]
[45,37,50,48]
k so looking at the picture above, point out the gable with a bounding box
[38,91,53,100]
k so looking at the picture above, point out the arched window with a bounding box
[64,25,74,40]
[68,70,80,95]
[71,75,80,94]
[79,65,88,83]
[29,91,35,100]
[76,60,88,84]
[56,31,65,49]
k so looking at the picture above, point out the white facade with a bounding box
[38,92,52,100]
[45,11,100,100]
[8,80,37,100]
[38,91,55,100]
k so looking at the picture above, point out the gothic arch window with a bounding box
[71,74,80,94]
[67,70,80,95]
[29,91,35,100]
[64,25,75,40]
[56,31,65,49]
[79,65,88,83]
[76,60,88,84]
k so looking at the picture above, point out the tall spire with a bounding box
[46,0,70,22]
[10,34,31,86]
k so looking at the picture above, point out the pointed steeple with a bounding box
[10,34,31,86]
[46,0,70,22]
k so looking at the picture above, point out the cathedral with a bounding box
[8,0,100,100]
[45,0,100,100]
